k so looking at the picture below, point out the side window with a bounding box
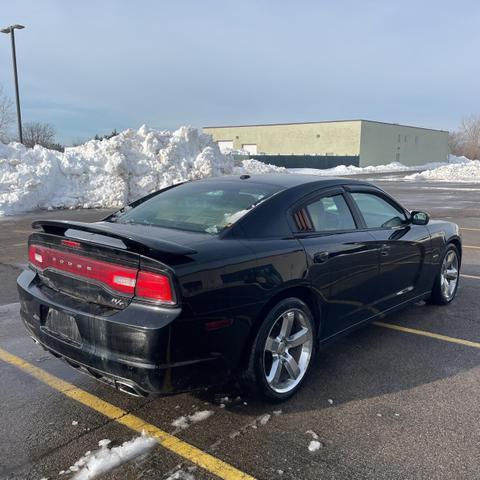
[351,192,407,228]
[305,194,356,232]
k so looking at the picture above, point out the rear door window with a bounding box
[305,194,356,232]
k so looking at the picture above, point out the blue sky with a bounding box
[1,0,479,144]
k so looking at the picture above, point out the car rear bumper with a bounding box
[17,269,229,395]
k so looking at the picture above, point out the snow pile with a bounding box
[62,434,156,479]
[404,157,480,182]
[236,158,286,174]
[0,126,284,216]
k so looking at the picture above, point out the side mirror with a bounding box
[410,211,430,225]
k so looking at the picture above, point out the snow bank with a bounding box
[0,126,284,216]
[62,434,156,479]
[289,162,410,176]
[404,157,480,182]
[289,155,469,177]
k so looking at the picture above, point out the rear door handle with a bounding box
[313,251,329,263]
[380,244,391,256]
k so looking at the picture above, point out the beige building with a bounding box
[203,120,449,168]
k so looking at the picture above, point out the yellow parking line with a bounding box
[461,227,480,232]
[462,273,480,280]
[0,347,255,480]
[374,322,480,349]
[464,245,480,250]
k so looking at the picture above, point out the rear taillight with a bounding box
[135,271,174,304]
[28,244,175,305]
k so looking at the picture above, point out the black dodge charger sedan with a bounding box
[17,174,461,401]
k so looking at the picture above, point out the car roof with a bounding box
[199,173,372,189]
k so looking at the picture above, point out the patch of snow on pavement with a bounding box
[189,410,214,423]
[258,414,271,426]
[171,416,190,430]
[172,410,214,430]
[306,430,323,452]
[165,467,196,480]
[308,440,322,452]
[66,433,156,479]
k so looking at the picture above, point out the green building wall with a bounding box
[359,121,449,167]
[203,121,362,156]
[203,120,449,167]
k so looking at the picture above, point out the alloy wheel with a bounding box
[263,308,313,394]
[441,250,459,301]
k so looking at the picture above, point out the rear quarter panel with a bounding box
[172,234,308,371]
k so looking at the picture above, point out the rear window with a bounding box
[111,181,280,234]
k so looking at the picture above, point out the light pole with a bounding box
[1,24,25,144]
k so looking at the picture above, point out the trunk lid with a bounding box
[28,220,197,310]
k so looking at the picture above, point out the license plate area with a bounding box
[41,307,82,346]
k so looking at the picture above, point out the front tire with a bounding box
[241,297,316,402]
[428,244,460,305]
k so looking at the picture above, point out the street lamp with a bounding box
[1,24,25,144]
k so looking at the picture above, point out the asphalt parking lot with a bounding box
[1,176,479,480]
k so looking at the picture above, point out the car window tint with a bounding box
[351,192,407,228]
[306,194,356,231]
[112,181,281,234]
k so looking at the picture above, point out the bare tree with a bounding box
[23,122,56,149]
[448,131,464,157]
[460,115,480,160]
[449,115,480,160]
[0,85,14,143]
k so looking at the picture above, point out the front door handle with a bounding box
[313,251,329,263]
[380,244,391,256]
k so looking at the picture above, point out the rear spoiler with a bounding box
[31,220,197,256]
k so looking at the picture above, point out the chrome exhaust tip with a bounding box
[116,380,145,398]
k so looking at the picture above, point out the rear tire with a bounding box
[241,297,316,402]
[427,244,460,305]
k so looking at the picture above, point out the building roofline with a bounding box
[203,119,448,133]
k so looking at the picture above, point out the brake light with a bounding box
[61,239,81,249]
[135,271,174,304]
[28,244,175,304]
